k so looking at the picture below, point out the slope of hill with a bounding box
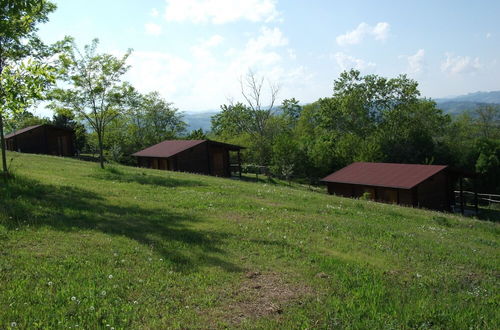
[435,91,500,115]
[436,91,500,104]
[0,153,498,328]
[184,111,218,132]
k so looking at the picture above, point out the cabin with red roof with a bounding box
[5,124,75,157]
[321,162,465,211]
[132,140,244,177]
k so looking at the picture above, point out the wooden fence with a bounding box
[454,190,500,208]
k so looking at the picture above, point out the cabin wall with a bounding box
[6,126,75,156]
[45,128,75,156]
[136,143,210,175]
[175,142,210,174]
[208,144,230,177]
[416,172,450,211]
[7,127,46,154]
[327,182,416,206]
[135,142,240,177]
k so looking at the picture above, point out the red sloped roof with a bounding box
[321,162,448,189]
[5,125,44,139]
[132,140,206,158]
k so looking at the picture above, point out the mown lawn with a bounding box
[0,152,499,329]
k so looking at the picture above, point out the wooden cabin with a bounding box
[132,140,244,177]
[5,124,75,157]
[321,162,465,211]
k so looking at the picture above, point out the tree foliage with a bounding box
[49,39,131,168]
[0,0,65,176]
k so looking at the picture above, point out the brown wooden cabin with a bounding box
[5,124,75,157]
[321,162,469,211]
[132,140,244,177]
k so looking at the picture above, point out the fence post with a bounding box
[460,177,464,215]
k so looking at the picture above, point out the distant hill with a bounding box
[183,111,218,132]
[436,91,500,104]
[435,91,500,115]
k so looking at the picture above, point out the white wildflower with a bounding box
[71,296,77,301]
[108,274,113,279]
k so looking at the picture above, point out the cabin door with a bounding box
[211,150,225,176]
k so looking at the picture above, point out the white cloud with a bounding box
[486,32,492,39]
[190,35,224,61]
[122,27,308,111]
[407,49,425,74]
[441,53,482,74]
[144,23,162,36]
[151,8,159,17]
[287,48,296,60]
[336,22,390,46]
[332,52,375,71]
[163,0,280,24]
[126,51,192,96]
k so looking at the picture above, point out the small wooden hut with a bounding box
[321,162,474,212]
[132,139,244,177]
[5,124,75,157]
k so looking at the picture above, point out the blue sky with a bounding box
[37,0,500,113]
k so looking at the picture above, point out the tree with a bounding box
[186,128,207,140]
[52,110,86,153]
[50,39,131,168]
[0,0,61,176]
[141,91,186,145]
[4,110,49,133]
[212,70,280,165]
[97,87,186,164]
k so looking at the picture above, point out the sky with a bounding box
[36,0,500,113]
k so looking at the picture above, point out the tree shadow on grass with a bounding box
[0,175,239,273]
[89,167,207,188]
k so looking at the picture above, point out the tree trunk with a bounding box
[97,130,105,169]
[0,113,8,177]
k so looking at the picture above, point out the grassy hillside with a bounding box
[0,153,498,329]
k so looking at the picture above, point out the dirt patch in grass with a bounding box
[222,271,312,325]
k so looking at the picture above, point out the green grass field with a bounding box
[0,152,499,329]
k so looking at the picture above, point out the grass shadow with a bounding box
[476,208,500,223]
[90,166,207,188]
[0,175,239,273]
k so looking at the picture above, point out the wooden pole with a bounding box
[237,150,242,179]
[474,179,478,215]
[460,177,464,215]
[0,114,8,177]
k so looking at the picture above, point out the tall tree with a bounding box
[0,0,60,176]
[50,39,131,168]
[212,70,280,165]
[141,91,186,145]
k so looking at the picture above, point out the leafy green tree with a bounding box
[141,91,186,145]
[52,110,86,153]
[50,39,131,168]
[0,0,63,176]
[4,110,49,133]
[212,71,279,166]
[186,128,207,140]
[100,87,186,164]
